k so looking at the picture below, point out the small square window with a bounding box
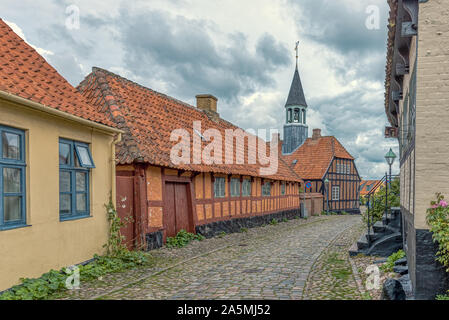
[242,179,251,197]
[230,178,240,197]
[214,177,226,198]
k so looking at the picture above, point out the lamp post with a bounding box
[384,148,397,222]
[324,178,330,215]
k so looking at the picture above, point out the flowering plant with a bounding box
[426,193,449,271]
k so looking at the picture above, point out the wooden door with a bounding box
[116,176,135,250]
[164,182,177,238]
[164,182,193,237]
[174,183,191,232]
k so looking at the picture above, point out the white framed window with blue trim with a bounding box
[59,138,95,221]
[0,125,26,230]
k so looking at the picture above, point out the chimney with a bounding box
[196,94,220,121]
[312,128,322,140]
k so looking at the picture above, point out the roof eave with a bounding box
[0,90,123,135]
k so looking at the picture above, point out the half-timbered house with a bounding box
[78,68,324,250]
[280,57,361,214]
[284,129,361,214]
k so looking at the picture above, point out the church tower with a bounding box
[282,42,309,154]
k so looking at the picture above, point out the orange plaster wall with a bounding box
[205,204,213,219]
[146,166,163,201]
[149,207,163,228]
[195,173,203,200]
[204,173,212,199]
[165,169,178,176]
[196,204,204,221]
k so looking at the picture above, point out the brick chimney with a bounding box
[196,94,219,121]
[312,128,322,140]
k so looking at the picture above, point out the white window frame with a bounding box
[214,177,226,198]
[230,178,240,197]
[332,186,340,201]
[242,179,251,197]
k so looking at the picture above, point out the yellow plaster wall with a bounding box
[0,99,116,290]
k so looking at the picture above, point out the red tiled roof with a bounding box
[0,19,115,128]
[384,0,399,126]
[283,135,354,180]
[360,180,384,196]
[78,67,301,182]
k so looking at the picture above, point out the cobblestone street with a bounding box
[59,215,369,300]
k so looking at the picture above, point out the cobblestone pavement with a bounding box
[303,223,366,300]
[85,215,364,300]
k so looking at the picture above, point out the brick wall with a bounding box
[415,0,449,229]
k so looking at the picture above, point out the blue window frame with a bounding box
[59,139,95,221]
[0,125,26,230]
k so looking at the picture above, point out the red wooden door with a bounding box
[164,182,177,238]
[116,176,135,250]
[174,183,191,233]
[164,182,193,237]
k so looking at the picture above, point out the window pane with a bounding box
[60,194,71,214]
[76,145,93,167]
[2,132,20,160]
[59,143,70,165]
[76,172,86,192]
[60,171,71,193]
[3,167,21,193]
[74,150,81,168]
[4,196,21,222]
[76,194,87,212]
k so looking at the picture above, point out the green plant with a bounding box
[0,198,148,300]
[269,218,278,225]
[104,195,128,256]
[362,178,400,225]
[380,249,405,273]
[240,227,248,233]
[282,218,288,223]
[436,290,449,300]
[362,291,372,300]
[166,229,205,248]
[426,193,449,271]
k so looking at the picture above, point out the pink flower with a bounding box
[440,200,448,208]
[432,204,438,209]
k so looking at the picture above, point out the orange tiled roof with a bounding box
[0,19,114,128]
[283,135,354,180]
[360,180,384,196]
[77,67,301,182]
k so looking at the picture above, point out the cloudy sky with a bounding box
[1,0,399,179]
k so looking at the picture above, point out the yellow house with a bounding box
[0,20,121,291]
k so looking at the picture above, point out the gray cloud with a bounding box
[115,8,290,103]
[0,0,398,179]
[290,0,389,83]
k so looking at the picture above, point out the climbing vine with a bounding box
[426,193,449,272]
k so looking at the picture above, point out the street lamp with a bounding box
[384,148,397,222]
[324,178,330,215]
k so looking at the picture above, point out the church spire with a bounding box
[282,41,309,154]
[285,41,307,107]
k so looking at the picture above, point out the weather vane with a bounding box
[295,41,300,67]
